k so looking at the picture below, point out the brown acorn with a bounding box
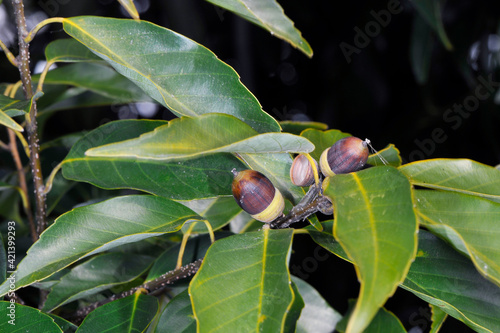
[231,169,285,223]
[290,154,318,187]
[319,137,369,177]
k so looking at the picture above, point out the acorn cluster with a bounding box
[231,136,370,224]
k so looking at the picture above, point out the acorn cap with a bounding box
[319,137,369,177]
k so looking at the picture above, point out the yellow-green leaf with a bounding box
[323,166,417,333]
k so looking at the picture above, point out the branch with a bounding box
[11,0,46,238]
[69,259,203,324]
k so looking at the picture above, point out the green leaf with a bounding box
[0,302,63,332]
[189,229,294,332]
[300,129,351,161]
[410,14,434,85]
[43,252,155,311]
[292,276,341,333]
[86,114,314,160]
[62,120,246,200]
[430,305,447,333]
[415,189,500,287]
[117,0,140,19]
[45,38,102,63]
[399,159,500,202]
[62,16,280,133]
[323,166,417,333]
[77,293,158,332]
[367,144,402,167]
[411,0,453,50]
[308,226,500,332]
[0,195,200,296]
[155,289,196,333]
[402,230,500,333]
[280,120,328,135]
[206,0,312,57]
[180,197,243,233]
[337,300,406,333]
[284,282,305,333]
[0,94,29,117]
[0,109,23,132]
[35,63,152,103]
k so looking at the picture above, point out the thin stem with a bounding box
[24,17,65,43]
[7,129,36,241]
[0,39,18,66]
[12,0,46,238]
[69,259,203,324]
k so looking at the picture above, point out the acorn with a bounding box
[319,137,369,177]
[231,169,285,223]
[290,154,318,187]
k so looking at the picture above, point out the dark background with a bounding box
[2,0,500,331]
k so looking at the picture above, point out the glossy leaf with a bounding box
[399,159,500,202]
[0,301,63,332]
[337,299,406,333]
[284,282,305,333]
[309,225,500,333]
[0,94,29,117]
[205,0,312,57]
[280,120,328,135]
[415,190,500,286]
[86,113,314,160]
[117,0,139,19]
[62,120,246,200]
[62,16,280,133]
[402,230,500,333]
[292,276,341,333]
[412,0,453,50]
[300,128,351,161]
[0,195,200,296]
[36,63,152,103]
[43,252,155,311]
[189,229,294,332]
[430,305,447,333]
[45,38,102,63]
[77,293,158,332]
[323,166,417,333]
[366,144,402,167]
[155,290,196,333]
[0,109,23,131]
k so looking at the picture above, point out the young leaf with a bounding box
[62,120,246,200]
[85,113,314,160]
[62,16,280,133]
[415,189,500,287]
[323,166,417,333]
[205,0,313,57]
[0,195,201,296]
[366,144,402,167]
[0,109,23,132]
[189,229,294,332]
[77,293,158,332]
[430,305,447,333]
[0,94,30,117]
